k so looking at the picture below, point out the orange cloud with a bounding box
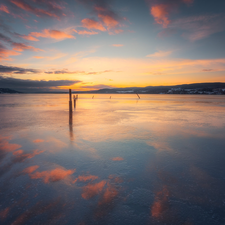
[73,29,98,35]
[82,180,106,199]
[30,168,75,183]
[12,43,43,52]
[33,56,44,59]
[146,50,172,58]
[22,165,39,174]
[33,139,44,143]
[21,34,39,41]
[0,48,21,61]
[112,157,124,161]
[151,4,170,28]
[74,175,99,183]
[98,14,119,29]
[112,44,123,47]
[0,4,9,13]
[81,18,106,31]
[29,29,75,40]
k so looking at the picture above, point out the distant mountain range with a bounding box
[0,88,22,94]
[1,83,225,94]
[74,82,225,95]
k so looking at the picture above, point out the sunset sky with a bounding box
[0,0,225,92]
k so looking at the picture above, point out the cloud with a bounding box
[148,0,194,28]
[33,56,45,59]
[30,167,75,183]
[81,18,106,31]
[27,29,75,40]
[112,157,124,161]
[0,43,21,61]
[151,4,170,28]
[20,34,39,41]
[0,64,40,74]
[202,69,213,72]
[112,44,123,47]
[173,14,225,41]
[0,76,81,92]
[79,0,126,33]
[22,165,39,174]
[73,29,98,36]
[146,50,172,58]
[10,0,66,19]
[0,4,9,13]
[12,42,43,52]
[0,32,43,60]
[98,13,119,29]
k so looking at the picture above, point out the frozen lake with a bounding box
[0,94,225,225]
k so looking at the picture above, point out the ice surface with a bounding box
[0,94,225,225]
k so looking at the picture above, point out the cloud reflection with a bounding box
[30,167,75,183]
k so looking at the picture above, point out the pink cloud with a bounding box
[20,34,39,41]
[112,157,124,161]
[81,18,106,31]
[0,48,21,61]
[149,0,195,28]
[0,4,10,13]
[12,43,43,52]
[112,44,123,47]
[22,165,39,174]
[151,4,170,28]
[98,14,119,29]
[73,29,98,35]
[33,139,44,143]
[29,29,75,40]
[10,0,61,19]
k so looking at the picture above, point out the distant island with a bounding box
[1,83,225,95]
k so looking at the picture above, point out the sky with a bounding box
[0,0,225,92]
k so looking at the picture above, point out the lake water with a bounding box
[0,94,225,225]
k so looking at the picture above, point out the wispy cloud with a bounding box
[0,76,81,92]
[24,29,75,41]
[81,18,106,31]
[79,0,126,34]
[0,4,9,13]
[172,14,225,41]
[10,0,66,19]
[112,44,123,47]
[0,64,40,74]
[146,50,172,58]
[73,29,98,36]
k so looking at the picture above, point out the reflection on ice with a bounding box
[0,94,225,224]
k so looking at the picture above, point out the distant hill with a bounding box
[0,88,22,94]
[73,82,225,94]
